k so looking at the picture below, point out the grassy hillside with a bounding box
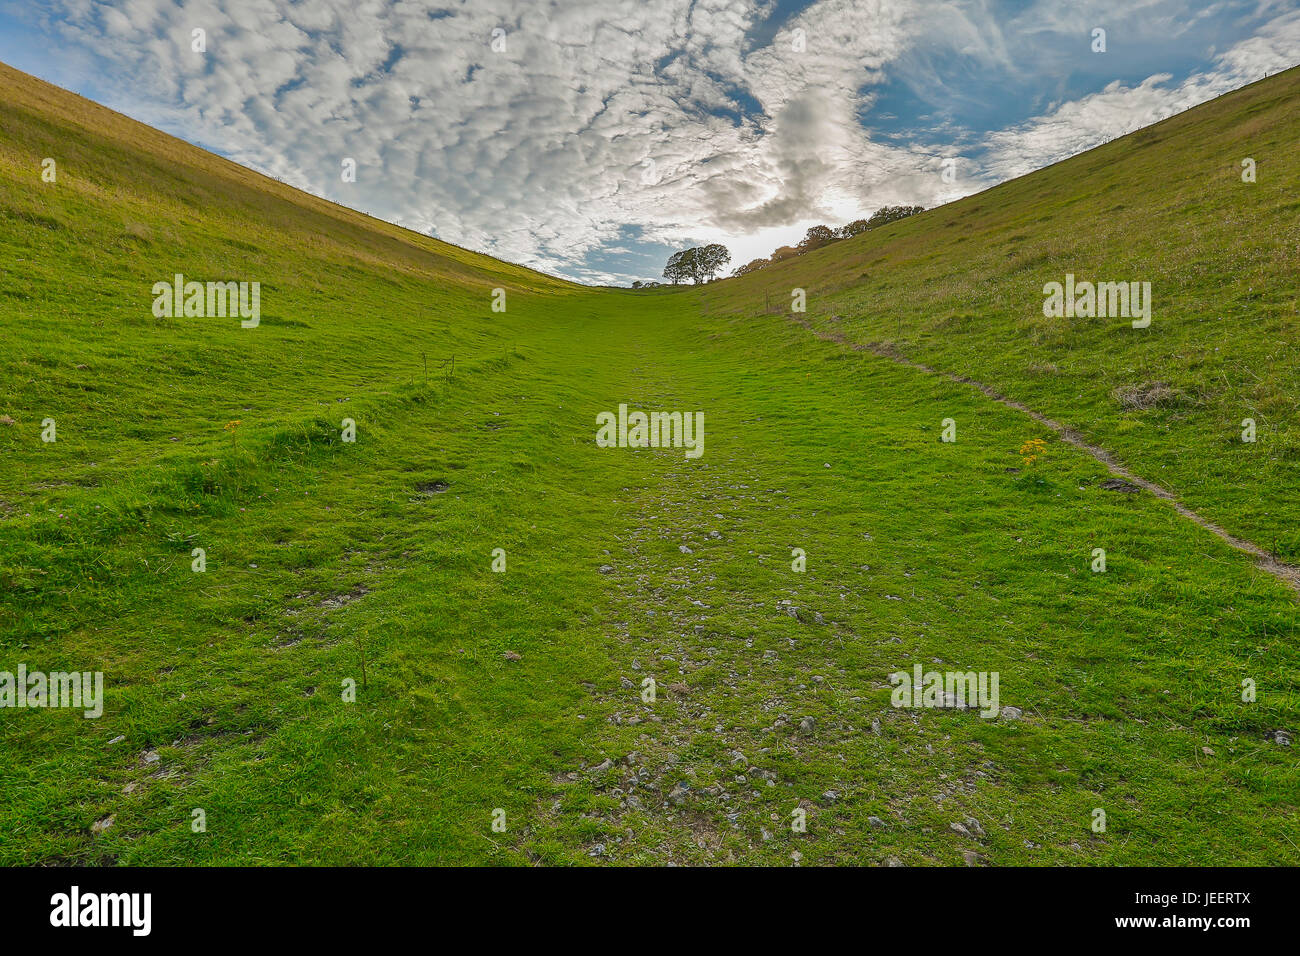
[1,61,1297,866]
[706,66,1300,563]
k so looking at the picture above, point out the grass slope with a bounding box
[705,66,1300,563]
[1,62,1297,865]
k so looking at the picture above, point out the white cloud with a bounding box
[980,8,1300,182]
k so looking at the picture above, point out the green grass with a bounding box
[700,66,1300,562]
[1,60,1297,866]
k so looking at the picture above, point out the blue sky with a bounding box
[2,1,1297,284]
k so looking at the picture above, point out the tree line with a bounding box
[731,205,924,277]
[636,204,924,288]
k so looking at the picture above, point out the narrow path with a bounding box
[792,317,1300,594]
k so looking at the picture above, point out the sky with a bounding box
[1,1,1298,285]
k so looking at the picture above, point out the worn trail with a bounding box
[792,316,1300,595]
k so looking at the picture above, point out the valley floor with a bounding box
[4,291,1297,865]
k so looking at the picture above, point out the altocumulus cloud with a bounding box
[5,0,1299,283]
